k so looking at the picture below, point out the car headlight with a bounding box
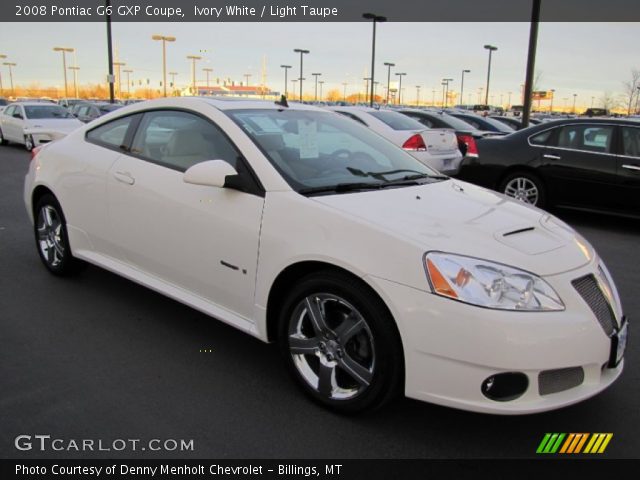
[424,252,564,311]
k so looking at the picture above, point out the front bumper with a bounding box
[367,265,625,414]
[26,130,68,147]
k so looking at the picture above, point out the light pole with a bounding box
[291,79,298,100]
[415,85,421,107]
[572,93,577,114]
[508,91,513,108]
[483,44,498,105]
[431,89,436,106]
[312,73,322,101]
[152,34,176,97]
[363,13,387,108]
[363,77,371,104]
[442,78,453,107]
[187,55,202,95]
[342,82,349,102]
[293,48,309,102]
[53,47,74,99]
[169,72,178,95]
[550,89,556,113]
[244,73,252,87]
[460,69,470,106]
[0,54,5,95]
[3,62,16,96]
[500,93,504,107]
[383,62,395,105]
[395,72,406,105]
[203,68,213,90]
[68,66,80,98]
[123,69,133,98]
[112,61,125,98]
[280,65,291,97]
[318,80,325,101]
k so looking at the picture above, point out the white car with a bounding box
[326,106,463,175]
[0,102,83,151]
[24,97,627,414]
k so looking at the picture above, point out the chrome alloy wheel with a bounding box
[288,294,375,400]
[503,177,539,205]
[37,205,65,268]
[24,134,34,151]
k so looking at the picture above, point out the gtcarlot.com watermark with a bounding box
[15,435,194,452]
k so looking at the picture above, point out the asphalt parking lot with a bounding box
[1,144,638,459]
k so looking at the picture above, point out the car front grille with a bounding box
[538,367,585,396]
[572,274,616,336]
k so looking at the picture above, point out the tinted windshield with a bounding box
[479,116,516,132]
[433,113,479,131]
[24,105,73,119]
[98,104,122,113]
[226,109,441,193]
[368,110,425,131]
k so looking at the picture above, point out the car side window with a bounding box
[4,106,14,117]
[621,127,640,158]
[407,114,433,128]
[556,125,614,153]
[130,110,238,171]
[86,115,135,148]
[529,129,553,146]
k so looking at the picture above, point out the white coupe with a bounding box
[24,97,627,414]
[1,102,83,151]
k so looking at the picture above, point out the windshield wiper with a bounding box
[346,167,445,181]
[299,182,384,195]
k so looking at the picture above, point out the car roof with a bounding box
[197,96,324,112]
[10,102,65,107]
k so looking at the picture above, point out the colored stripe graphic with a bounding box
[537,433,613,454]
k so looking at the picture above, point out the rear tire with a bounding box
[499,171,546,208]
[34,194,82,276]
[0,128,7,145]
[278,270,403,414]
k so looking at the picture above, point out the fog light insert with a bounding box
[481,372,529,401]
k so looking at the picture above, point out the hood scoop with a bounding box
[495,225,564,255]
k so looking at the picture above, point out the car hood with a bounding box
[25,118,83,133]
[311,180,593,276]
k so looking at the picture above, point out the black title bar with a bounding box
[3,0,640,22]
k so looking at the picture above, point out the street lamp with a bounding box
[460,69,470,106]
[291,79,298,100]
[312,73,322,101]
[0,54,5,95]
[363,77,371,104]
[187,55,202,95]
[3,62,16,96]
[293,48,309,102]
[363,12,387,107]
[122,69,133,98]
[415,85,421,107]
[549,89,556,113]
[508,91,513,109]
[280,65,291,97]
[442,78,453,107]
[68,66,80,98]
[243,73,252,87]
[383,62,395,105]
[53,47,74,99]
[203,68,213,92]
[483,44,498,105]
[152,34,176,97]
[112,61,125,98]
[572,93,577,114]
[318,80,325,101]
[342,82,349,102]
[395,72,406,105]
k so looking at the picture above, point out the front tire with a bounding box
[24,134,34,152]
[278,271,403,414]
[34,194,81,276]
[0,128,8,145]
[499,171,546,208]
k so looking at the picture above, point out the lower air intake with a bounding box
[539,367,585,396]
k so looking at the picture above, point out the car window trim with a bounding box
[527,122,624,156]
[85,111,142,154]
[124,107,265,197]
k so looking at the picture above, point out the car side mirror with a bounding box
[183,160,238,188]
[13,112,23,119]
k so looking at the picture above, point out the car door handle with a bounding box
[543,154,561,160]
[622,164,640,172]
[114,171,135,185]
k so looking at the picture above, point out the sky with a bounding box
[0,21,638,107]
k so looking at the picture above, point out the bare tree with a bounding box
[600,91,621,112]
[622,69,640,115]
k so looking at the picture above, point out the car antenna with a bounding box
[274,95,289,108]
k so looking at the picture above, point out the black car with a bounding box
[490,115,541,130]
[400,109,500,157]
[456,118,640,217]
[449,112,516,134]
